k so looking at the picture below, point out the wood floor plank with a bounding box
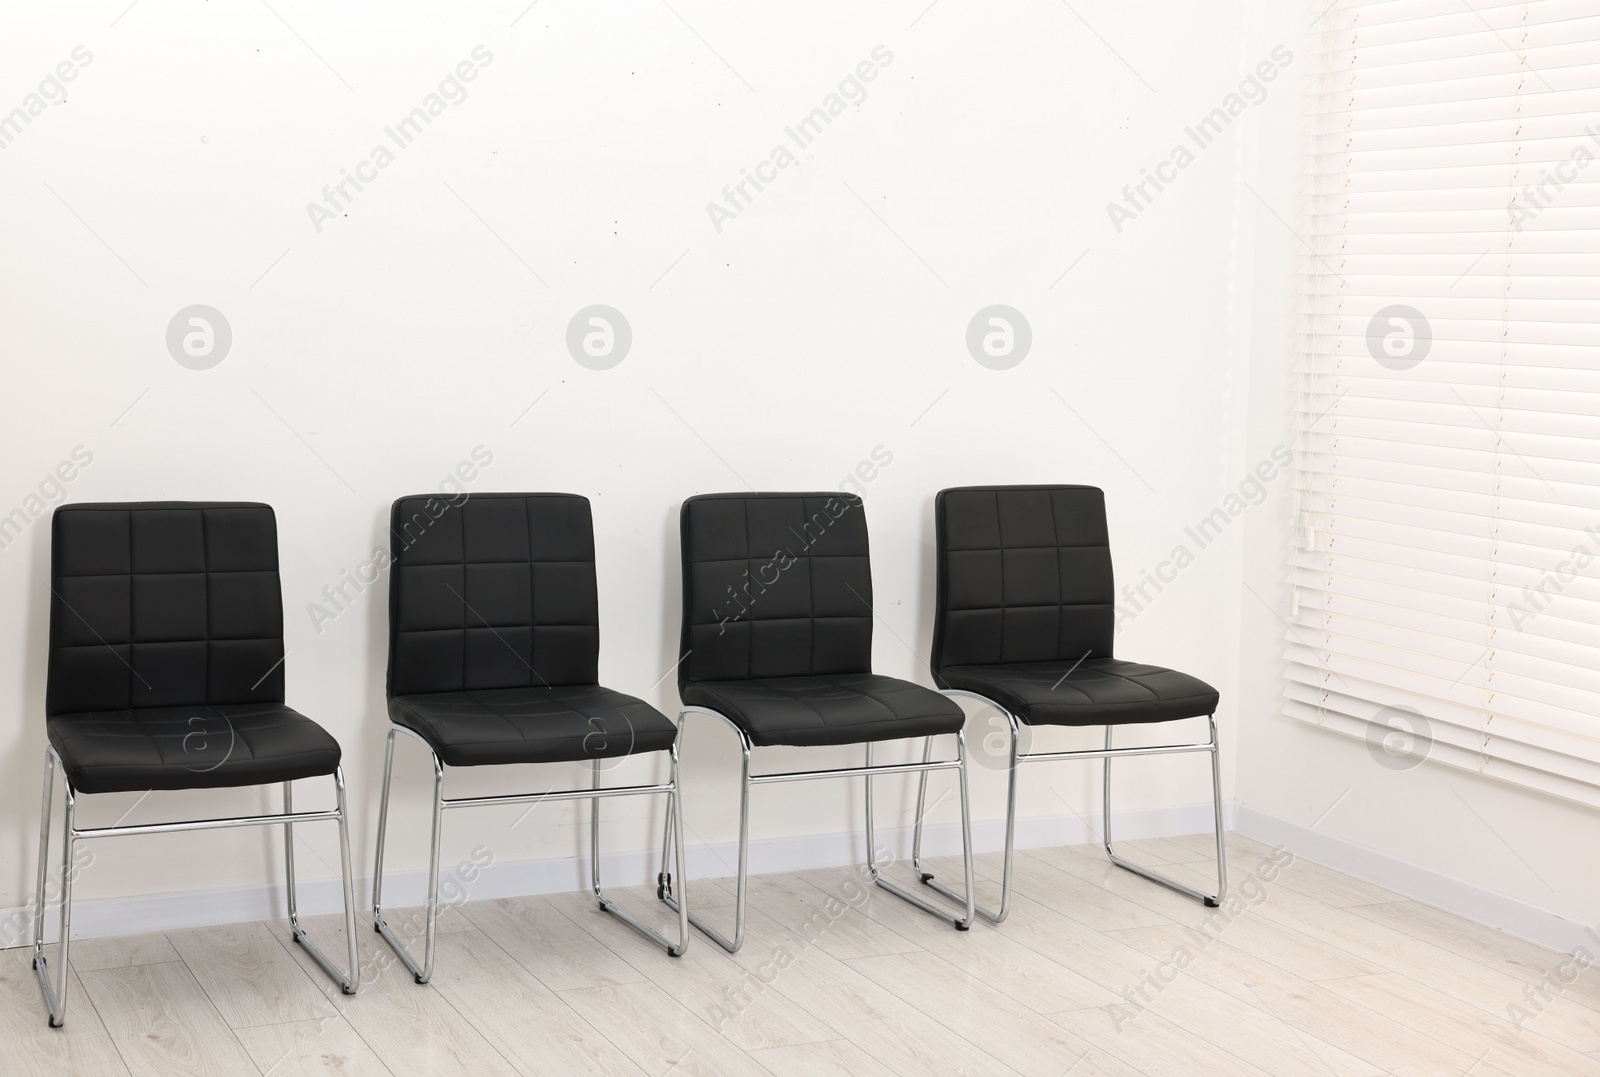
[1175,834,1294,881]
[1050,1003,1278,1077]
[460,895,644,992]
[719,904,1027,1077]
[846,950,1134,1077]
[67,933,177,973]
[1024,844,1224,926]
[1203,975,1519,1077]
[991,852,1175,932]
[743,871,922,960]
[264,910,395,1003]
[674,874,740,908]
[0,948,129,1077]
[1114,967,1385,1076]
[1105,923,1291,1001]
[166,921,338,1028]
[6,837,1590,1077]
[802,865,1121,1013]
[1352,898,1600,1017]
[375,902,475,938]
[1102,837,1197,866]
[1163,857,1256,896]
[544,887,839,1052]
[1160,932,1516,1075]
[1323,971,1600,1077]
[77,961,256,1077]
[951,887,1164,995]
[1107,905,1387,985]
[1355,898,1580,980]
[1276,857,1408,908]
[1462,968,1600,1053]
[1246,879,1600,1042]
[1228,913,1390,981]
[232,1016,393,1077]
[560,980,769,1077]
[427,930,647,1077]
[332,946,522,1077]
[748,1038,900,1077]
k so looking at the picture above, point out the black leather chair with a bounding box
[372,492,688,980]
[658,492,975,951]
[34,502,359,1027]
[915,485,1227,922]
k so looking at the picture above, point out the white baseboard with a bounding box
[1234,803,1590,955]
[1,799,1228,948]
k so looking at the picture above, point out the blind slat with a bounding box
[1291,0,1600,804]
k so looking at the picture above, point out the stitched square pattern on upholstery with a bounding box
[44,502,340,794]
[931,485,1219,727]
[681,673,965,748]
[937,659,1218,727]
[387,493,601,696]
[678,492,963,748]
[47,503,287,715]
[389,685,678,767]
[48,703,341,794]
[679,492,873,687]
[386,492,677,767]
[932,485,1115,671]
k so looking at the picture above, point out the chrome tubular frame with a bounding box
[372,722,688,984]
[657,705,976,953]
[911,691,1227,924]
[31,745,360,1027]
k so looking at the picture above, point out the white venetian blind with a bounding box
[1290,0,1600,805]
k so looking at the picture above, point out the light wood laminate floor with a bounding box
[5,835,1596,1076]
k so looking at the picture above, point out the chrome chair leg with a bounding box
[667,741,691,952]
[33,748,363,1025]
[913,709,1019,925]
[31,748,55,1014]
[373,725,446,983]
[921,691,1225,915]
[865,736,975,929]
[1104,715,1227,907]
[32,748,74,1028]
[590,750,689,957]
[910,735,934,869]
[34,739,361,1024]
[283,773,360,994]
[370,726,396,934]
[1208,715,1228,900]
[377,721,689,977]
[660,711,750,953]
[656,782,675,897]
[334,769,361,988]
[663,707,976,948]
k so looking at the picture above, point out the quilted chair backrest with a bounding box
[387,492,600,696]
[47,502,286,715]
[679,492,874,688]
[931,485,1115,677]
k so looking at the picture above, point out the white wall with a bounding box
[0,0,1284,931]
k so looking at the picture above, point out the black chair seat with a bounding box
[682,673,965,748]
[937,658,1218,727]
[46,703,341,795]
[388,685,677,767]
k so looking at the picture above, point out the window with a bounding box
[1289,0,1600,804]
